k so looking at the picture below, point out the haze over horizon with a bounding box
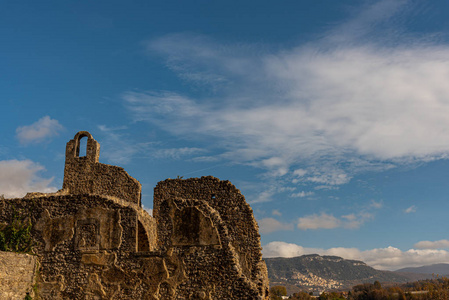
[1,0,449,271]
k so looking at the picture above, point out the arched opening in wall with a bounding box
[76,135,88,158]
[137,221,150,252]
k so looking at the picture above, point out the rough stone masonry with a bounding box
[0,131,269,299]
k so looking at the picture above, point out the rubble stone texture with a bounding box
[0,252,37,299]
[0,131,269,299]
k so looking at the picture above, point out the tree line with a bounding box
[270,276,449,300]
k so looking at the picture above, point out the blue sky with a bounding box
[2,0,449,270]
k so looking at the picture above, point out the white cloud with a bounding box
[264,44,449,161]
[414,239,449,250]
[293,169,307,177]
[16,116,63,145]
[362,247,449,271]
[404,205,417,213]
[290,191,314,198]
[263,241,449,270]
[306,172,351,186]
[297,212,374,230]
[125,0,449,198]
[256,157,289,177]
[278,186,297,193]
[0,160,57,198]
[297,213,340,230]
[263,241,309,258]
[258,218,293,234]
[291,167,353,187]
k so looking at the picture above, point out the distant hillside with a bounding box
[396,263,449,276]
[265,254,413,293]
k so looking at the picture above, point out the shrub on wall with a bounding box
[0,215,32,253]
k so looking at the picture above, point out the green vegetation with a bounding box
[346,278,449,299]
[275,277,449,299]
[0,213,33,253]
[270,285,287,300]
[289,291,314,299]
[319,292,346,300]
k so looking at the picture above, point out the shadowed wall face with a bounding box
[172,206,220,246]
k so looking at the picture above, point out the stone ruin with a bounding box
[0,131,269,299]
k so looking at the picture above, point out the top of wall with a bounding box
[62,131,142,205]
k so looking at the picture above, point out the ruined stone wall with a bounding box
[0,251,37,299]
[0,184,268,299]
[0,132,269,299]
[0,194,156,299]
[154,176,269,299]
[63,131,142,205]
[153,177,264,276]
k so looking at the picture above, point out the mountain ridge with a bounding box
[264,254,426,293]
[395,263,449,275]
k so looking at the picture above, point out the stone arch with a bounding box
[137,220,150,252]
[65,131,100,163]
[74,131,93,158]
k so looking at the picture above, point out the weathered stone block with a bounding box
[0,251,37,299]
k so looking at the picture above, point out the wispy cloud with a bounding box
[297,213,341,230]
[296,212,374,230]
[247,182,296,204]
[325,0,410,45]
[404,205,417,214]
[153,147,206,160]
[124,0,449,199]
[370,200,383,209]
[97,125,207,165]
[306,172,351,186]
[0,159,57,198]
[249,188,277,204]
[297,199,382,230]
[262,241,449,270]
[97,125,151,164]
[16,116,63,145]
[290,191,314,198]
